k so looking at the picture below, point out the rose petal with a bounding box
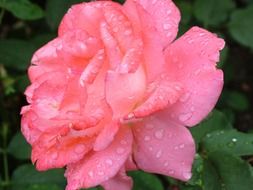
[101,168,133,190]
[105,66,146,118]
[32,130,94,171]
[128,76,182,119]
[94,121,119,151]
[132,114,195,181]
[164,26,225,126]
[125,0,180,47]
[65,125,133,190]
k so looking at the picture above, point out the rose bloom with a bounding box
[21,0,224,189]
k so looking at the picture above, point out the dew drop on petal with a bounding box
[144,136,151,141]
[105,159,113,166]
[179,144,185,149]
[156,150,162,158]
[183,171,192,180]
[155,129,164,139]
[179,113,192,122]
[51,152,58,160]
[88,171,94,177]
[169,170,175,175]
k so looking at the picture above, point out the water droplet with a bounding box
[164,161,169,167]
[149,146,153,151]
[163,23,171,30]
[169,170,175,175]
[52,152,58,160]
[199,33,205,37]
[183,172,192,180]
[88,171,94,177]
[174,146,179,150]
[105,159,113,166]
[179,113,192,122]
[179,144,185,149]
[179,93,190,102]
[156,150,162,158]
[167,32,172,37]
[124,29,132,35]
[144,136,151,141]
[155,129,164,139]
[232,138,237,143]
[190,106,195,112]
[75,144,85,154]
[206,133,212,138]
[127,113,134,119]
[116,147,125,154]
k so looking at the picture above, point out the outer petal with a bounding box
[65,125,133,190]
[164,27,225,127]
[101,168,133,190]
[124,0,180,46]
[132,114,195,181]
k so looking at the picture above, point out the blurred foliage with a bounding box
[0,0,253,190]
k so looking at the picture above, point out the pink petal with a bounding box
[94,121,119,151]
[58,2,106,37]
[127,76,182,119]
[123,1,167,81]
[32,130,94,171]
[101,168,133,190]
[124,0,180,47]
[65,125,133,190]
[132,114,195,181]
[164,26,225,126]
[105,66,146,118]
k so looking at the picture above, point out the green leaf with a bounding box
[15,75,30,93]
[11,164,66,190]
[193,0,235,27]
[26,184,61,190]
[229,5,253,49]
[0,39,36,71]
[203,129,253,156]
[190,110,232,144]
[209,151,253,190]
[186,154,203,187]
[8,132,31,159]
[45,0,85,30]
[176,1,192,24]
[222,90,250,111]
[202,160,222,190]
[0,0,44,20]
[128,171,164,190]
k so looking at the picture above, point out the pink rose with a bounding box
[21,0,224,189]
